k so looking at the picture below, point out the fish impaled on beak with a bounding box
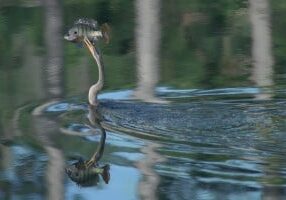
[64,18,110,45]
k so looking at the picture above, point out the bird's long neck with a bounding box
[88,46,105,106]
[83,37,105,106]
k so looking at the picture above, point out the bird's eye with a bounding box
[74,31,77,34]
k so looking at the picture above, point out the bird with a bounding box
[64,18,109,106]
[83,37,105,106]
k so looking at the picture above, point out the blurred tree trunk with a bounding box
[249,0,273,98]
[39,0,65,199]
[43,0,64,99]
[134,0,162,102]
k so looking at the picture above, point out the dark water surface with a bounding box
[1,1,286,200]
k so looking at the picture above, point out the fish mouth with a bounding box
[64,34,77,42]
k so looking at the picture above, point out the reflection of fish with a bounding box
[64,18,110,44]
[65,158,110,186]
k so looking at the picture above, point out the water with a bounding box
[1,1,286,199]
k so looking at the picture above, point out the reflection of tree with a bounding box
[136,143,165,200]
[252,113,286,200]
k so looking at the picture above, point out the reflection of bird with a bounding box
[65,105,110,186]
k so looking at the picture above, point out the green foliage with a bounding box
[161,0,252,88]
[272,1,286,73]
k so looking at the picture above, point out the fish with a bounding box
[65,158,110,186]
[64,18,110,45]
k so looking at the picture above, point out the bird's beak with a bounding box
[83,37,101,63]
[84,38,97,56]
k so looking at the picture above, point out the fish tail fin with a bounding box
[100,164,110,184]
[100,23,111,44]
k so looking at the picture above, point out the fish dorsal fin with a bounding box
[74,18,98,30]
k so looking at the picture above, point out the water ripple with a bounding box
[41,87,286,198]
